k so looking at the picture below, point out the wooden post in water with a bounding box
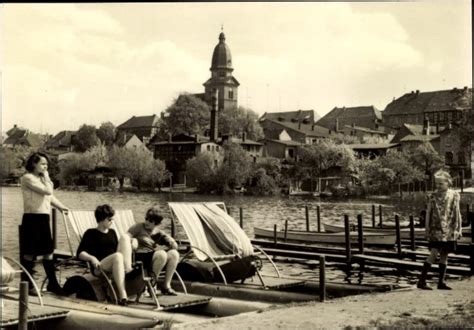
[317,205,321,233]
[357,214,364,254]
[379,205,383,227]
[273,224,278,247]
[239,207,243,229]
[284,220,288,243]
[460,170,464,193]
[344,215,351,266]
[372,205,375,228]
[471,244,474,275]
[471,211,474,244]
[19,281,29,330]
[395,214,402,258]
[171,218,175,238]
[227,207,231,215]
[305,206,310,231]
[52,208,57,250]
[319,255,326,302]
[409,215,416,251]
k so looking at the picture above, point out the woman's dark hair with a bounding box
[95,204,115,223]
[25,152,50,173]
[145,206,163,225]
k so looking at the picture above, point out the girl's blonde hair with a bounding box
[434,170,452,186]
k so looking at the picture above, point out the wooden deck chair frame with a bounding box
[2,256,43,306]
[168,202,281,288]
[59,210,187,308]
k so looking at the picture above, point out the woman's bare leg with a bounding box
[117,236,133,273]
[100,252,127,300]
[163,250,179,289]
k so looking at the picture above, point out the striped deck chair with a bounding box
[62,209,186,308]
[168,202,280,286]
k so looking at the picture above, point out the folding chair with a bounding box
[60,209,186,308]
[168,202,281,288]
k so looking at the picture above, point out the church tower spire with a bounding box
[203,30,240,112]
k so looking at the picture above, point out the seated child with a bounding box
[125,206,179,295]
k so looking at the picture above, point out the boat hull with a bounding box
[254,227,396,246]
[323,223,425,239]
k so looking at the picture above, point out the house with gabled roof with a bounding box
[383,87,471,129]
[316,106,383,133]
[340,124,390,143]
[43,130,77,152]
[259,109,320,125]
[3,126,46,149]
[117,114,160,145]
[259,118,330,145]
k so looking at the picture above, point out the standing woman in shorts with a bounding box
[20,152,69,295]
[417,170,462,290]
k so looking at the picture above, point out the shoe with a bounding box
[161,287,177,296]
[416,280,433,290]
[46,283,68,296]
[118,298,130,306]
[438,282,452,290]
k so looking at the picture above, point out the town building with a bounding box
[348,143,400,159]
[383,87,472,129]
[200,31,239,112]
[43,130,77,153]
[340,124,390,143]
[151,134,221,186]
[115,133,146,149]
[259,118,330,145]
[264,139,302,160]
[116,115,160,145]
[316,106,383,132]
[3,125,47,149]
[259,109,320,125]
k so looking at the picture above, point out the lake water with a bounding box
[0,187,461,287]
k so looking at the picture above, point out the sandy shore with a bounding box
[174,277,473,329]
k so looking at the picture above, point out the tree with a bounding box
[299,140,356,177]
[247,168,279,195]
[157,94,210,139]
[74,124,99,152]
[97,122,116,146]
[107,146,136,189]
[407,142,445,177]
[218,106,264,141]
[186,152,220,193]
[108,145,168,191]
[0,146,31,181]
[217,142,253,193]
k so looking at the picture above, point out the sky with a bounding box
[1,1,472,135]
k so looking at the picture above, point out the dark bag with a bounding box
[63,275,101,301]
[212,255,259,283]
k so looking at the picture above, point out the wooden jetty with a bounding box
[1,297,69,328]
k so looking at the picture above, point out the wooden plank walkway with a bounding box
[232,276,306,290]
[135,293,211,310]
[1,298,69,326]
[352,254,471,276]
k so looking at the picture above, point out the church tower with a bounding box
[203,31,240,111]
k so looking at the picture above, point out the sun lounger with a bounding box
[61,209,186,308]
[168,202,281,287]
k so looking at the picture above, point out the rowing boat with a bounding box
[323,223,425,239]
[323,223,471,239]
[253,227,396,246]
